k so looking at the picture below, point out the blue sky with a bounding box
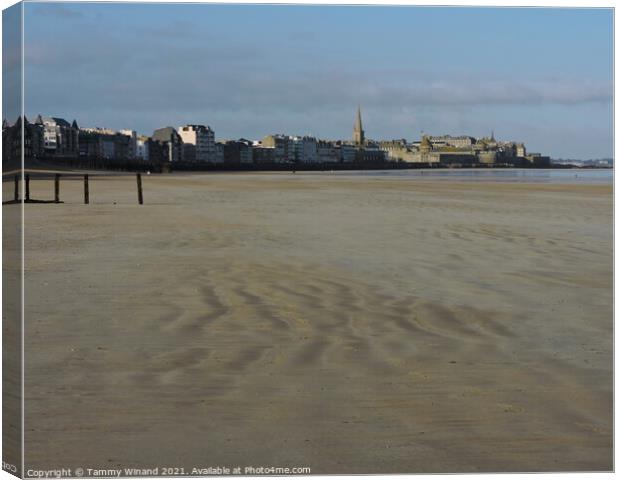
[2,3,21,125]
[15,3,614,158]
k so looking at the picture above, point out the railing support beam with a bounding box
[136,173,143,205]
[84,175,89,204]
[54,174,61,203]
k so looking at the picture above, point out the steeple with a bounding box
[353,106,365,145]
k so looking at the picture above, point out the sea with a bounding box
[324,168,613,184]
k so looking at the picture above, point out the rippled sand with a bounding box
[17,172,612,473]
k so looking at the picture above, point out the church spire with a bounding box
[353,106,365,145]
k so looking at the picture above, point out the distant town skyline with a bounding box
[4,3,613,159]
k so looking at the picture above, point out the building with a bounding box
[353,106,365,146]
[497,142,517,159]
[317,140,340,163]
[136,135,150,162]
[339,143,357,162]
[252,146,276,165]
[408,151,477,165]
[2,116,44,167]
[181,142,197,163]
[237,139,254,164]
[429,135,476,149]
[419,135,433,153]
[152,127,183,162]
[34,115,79,158]
[261,135,326,163]
[261,134,293,163]
[146,138,168,165]
[379,140,418,162]
[78,130,104,159]
[292,136,318,163]
[119,129,137,159]
[222,139,254,165]
[358,143,387,163]
[79,128,132,161]
[177,124,216,163]
[214,142,224,164]
[81,127,116,135]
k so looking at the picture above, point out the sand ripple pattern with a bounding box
[147,261,520,382]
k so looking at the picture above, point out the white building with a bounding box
[177,124,216,163]
[35,115,79,156]
[81,127,116,135]
[42,120,58,150]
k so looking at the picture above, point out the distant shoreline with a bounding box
[10,158,613,176]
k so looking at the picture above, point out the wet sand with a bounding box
[17,172,612,473]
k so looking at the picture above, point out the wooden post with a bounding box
[84,174,89,204]
[14,174,18,202]
[136,173,143,205]
[25,174,30,201]
[54,174,60,203]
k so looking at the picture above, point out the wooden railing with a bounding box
[3,170,144,205]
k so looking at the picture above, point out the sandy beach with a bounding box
[15,172,612,473]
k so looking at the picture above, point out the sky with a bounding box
[3,3,21,125]
[10,3,615,159]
